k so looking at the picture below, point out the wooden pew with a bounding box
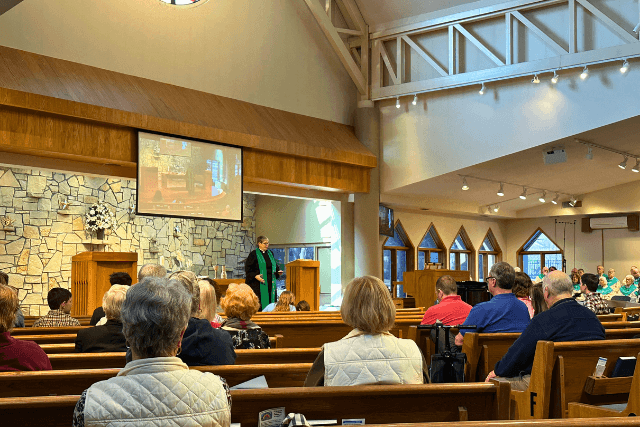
[462,332,521,383]
[614,306,640,322]
[11,326,88,336]
[0,381,511,427]
[13,334,78,345]
[597,313,623,322]
[326,420,640,427]
[0,363,313,397]
[567,351,640,418]
[510,339,640,419]
[23,315,92,327]
[600,321,640,329]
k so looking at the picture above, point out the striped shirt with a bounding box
[32,309,81,327]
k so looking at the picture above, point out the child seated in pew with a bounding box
[296,300,311,311]
[304,276,428,386]
[33,287,81,327]
[0,284,51,371]
[263,290,297,312]
[220,283,270,349]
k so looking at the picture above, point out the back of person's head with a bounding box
[197,279,217,323]
[435,275,457,296]
[109,272,132,287]
[341,276,395,335]
[138,263,167,282]
[549,266,557,272]
[169,270,200,317]
[121,277,190,358]
[530,284,547,316]
[0,271,8,285]
[512,272,533,298]
[0,284,18,333]
[221,283,260,321]
[543,271,573,297]
[102,285,129,321]
[489,262,515,290]
[205,278,223,304]
[47,287,72,310]
[296,300,311,311]
[581,273,599,293]
[274,291,295,312]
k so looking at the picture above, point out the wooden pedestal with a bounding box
[286,260,320,311]
[403,269,471,311]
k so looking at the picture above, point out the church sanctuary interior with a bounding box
[2,0,640,425]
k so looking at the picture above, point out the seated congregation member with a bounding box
[220,283,270,349]
[615,275,639,299]
[598,275,616,299]
[606,268,619,287]
[72,277,231,427]
[90,272,132,326]
[0,272,24,328]
[296,300,311,311]
[532,266,548,284]
[580,273,609,315]
[169,270,236,366]
[33,287,80,327]
[262,290,296,312]
[420,275,471,325]
[486,271,606,390]
[75,285,129,353]
[571,271,581,294]
[304,276,426,387]
[596,265,605,279]
[138,263,167,282]
[530,283,547,317]
[0,284,51,371]
[512,272,534,318]
[631,266,640,286]
[198,278,224,328]
[454,262,530,347]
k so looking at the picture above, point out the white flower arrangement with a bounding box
[85,201,116,232]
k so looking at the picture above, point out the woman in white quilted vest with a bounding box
[72,277,232,427]
[304,275,428,386]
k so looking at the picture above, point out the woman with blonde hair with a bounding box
[198,278,224,327]
[220,283,270,349]
[262,290,296,312]
[304,276,426,386]
[75,285,129,353]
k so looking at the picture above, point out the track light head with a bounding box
[569,196,578,207]
[580,66,589,80]
[551,194,559,205]
[497,183,504,197]
[551,70,559,84]
[461,177,469,191]
[633,159,640,173]
[539,191,546,203]
[519,187,527,200]
[479,83,485,95]
[619,156,629,169]
[585,147,593,160]
[493,205,500,213]
[621,59,630,74]
[395,97,401,109]
[412,94,418,106]
[532,74,540,84]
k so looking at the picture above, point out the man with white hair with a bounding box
[485,270,605,390]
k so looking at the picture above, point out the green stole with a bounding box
[619,284,638,296]
[256,249,277,309]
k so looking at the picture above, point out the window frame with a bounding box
[382,220,415,298]
[417,223,446,270]
[449,226,475,279]
[478,228,502,281]
[267,243,330,293]
[517,228,564,277]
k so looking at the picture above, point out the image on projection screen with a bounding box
[137,132,243,221]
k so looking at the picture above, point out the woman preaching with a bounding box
[244,236,283,310]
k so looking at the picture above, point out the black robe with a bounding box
[244,249,280,308]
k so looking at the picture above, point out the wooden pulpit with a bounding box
[71,252,138,316]
[286,259,320,311]
[403,269,471,311]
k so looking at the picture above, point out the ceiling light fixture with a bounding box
[412,94,418,106]
[621,59,630,74]
[497,183,505,197]
[395,97,401,109]
[519,187,528,200]
[479,83,485,95]
[551,194,559,205]
[580,66,589,80]
[461,177,469,191]
[532,74,540,84]
[619,156,629,169]
[585,147,593,160]
[539,191,546,203]
[633,159,640,173]
[551,70,559,84]
[493,205,500,213]
[569,196,578,207]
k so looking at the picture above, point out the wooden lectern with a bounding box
[286,260,320,311]
[71,252,138,316]
[403,269,471,311]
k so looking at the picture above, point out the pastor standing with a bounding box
[244,236,283,310]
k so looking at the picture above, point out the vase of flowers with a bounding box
[85,201,116,240]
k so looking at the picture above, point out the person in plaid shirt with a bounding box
[32,288,81,327]
[580,273,609,315]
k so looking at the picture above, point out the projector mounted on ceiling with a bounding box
[543,147,567,165]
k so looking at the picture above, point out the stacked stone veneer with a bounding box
[0,165,256,316]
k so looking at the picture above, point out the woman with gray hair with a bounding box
[75,285,129,353]
[72,277,232,427]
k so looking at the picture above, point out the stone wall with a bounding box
[0,166,256,316]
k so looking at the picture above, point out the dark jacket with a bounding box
[90,306,106,326]
[180,318,237,366]
[75,320,127,353]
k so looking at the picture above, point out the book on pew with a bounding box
[611,356,636,378]
[230,375,269,389]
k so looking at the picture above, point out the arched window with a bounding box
[449,226,475,278]
[382,220,415,298]
[517,228,563,279]
[478,229,502,281]
[418,223,446,269]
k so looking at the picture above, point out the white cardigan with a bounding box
[84,357,231,427]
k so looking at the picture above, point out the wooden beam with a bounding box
[511,11,567,54]
[336,28,362,36]
[402,35,448,77]
[350,47,361,68]
[371,40,382,90]
[360,24,370,100]
[335,0,366,33]
[0,0,23,16]
[379,41,400,85]
[303,0,367,94]
[333,0,357,32]
[454,23,505,66]
[576,0,638,43]
[397,36,403,84]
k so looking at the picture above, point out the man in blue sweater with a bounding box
[485,270,605,390]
